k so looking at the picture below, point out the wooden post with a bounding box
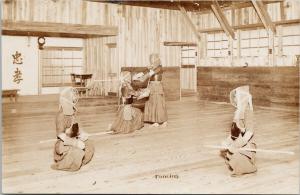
[229,37,233,66]
[280,1,286,21]
[278,25,283,57]
[229,8,235,66]
[278,1,284,65]
[38,49,41,95]
[237,30,241,63]
[82,0,87,24]
[268,28,275,66]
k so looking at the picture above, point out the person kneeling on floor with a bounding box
[220,85,257,177]
[51,87,94,171]
[110,71,145,134]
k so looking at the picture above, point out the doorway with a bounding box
[180,46,197,99]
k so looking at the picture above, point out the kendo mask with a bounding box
[59,87,79,116]
[149,53,161,69]
[229,85,253,132]
[120,71,131,85]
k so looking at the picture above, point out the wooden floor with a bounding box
[2,97,299,194]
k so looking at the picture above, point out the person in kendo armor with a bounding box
[220,85,257,176]
[131,53,168,127]
[110,71,144,134]
[51,87,94,171]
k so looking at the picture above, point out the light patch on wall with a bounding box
[2,36,84,95]
[2,36,39,95]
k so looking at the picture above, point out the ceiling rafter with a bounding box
[178,4,202,41]
[251,0,276,33]
[210,0,235,39]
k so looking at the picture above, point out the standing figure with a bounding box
[220,85,257,176]
[51,87,94,171]
[111,71,144,134]
[144,53,168,127]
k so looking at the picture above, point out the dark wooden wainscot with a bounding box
[197,66,299,108]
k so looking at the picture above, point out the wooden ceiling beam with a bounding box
[198,19,300,33]
[178,5,201,41]
[210,1,235,39]
[164,41,197,47]
[251,0,276,33]
[2,20,118,38]
[86,0,236,12]
[86,0,282,13]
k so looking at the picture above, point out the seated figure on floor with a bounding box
[51,87,94,171]
[220,85,257,176]
[110,71,145,134]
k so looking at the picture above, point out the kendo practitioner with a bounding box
[51,87,94,171]
[110,71,144,134]
[132,53,168,127]
[220,85,257,176]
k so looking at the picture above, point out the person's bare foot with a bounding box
[161,121,168,128]
[151,123,159,127]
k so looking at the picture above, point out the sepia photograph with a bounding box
[1,0,300,194]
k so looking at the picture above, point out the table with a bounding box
[70,73,93,87]
[2,89,19,102]
[70,73,93,97]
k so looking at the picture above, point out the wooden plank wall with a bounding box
[121,67,180,101]
[3,1,300,69]
[2,0,83,23]
[197,66,299,108]
[84,2,197,70]
[2,0,197,95]
[2,0,300,99]
[84,3,198,95]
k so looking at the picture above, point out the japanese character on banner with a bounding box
[13,68,23,84]
[12,51,23,64]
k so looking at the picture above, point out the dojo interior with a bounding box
[2,0,300,193]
